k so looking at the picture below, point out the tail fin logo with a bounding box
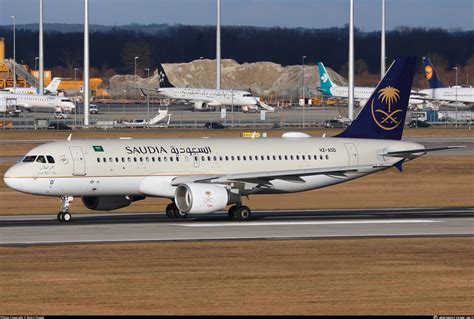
[425,65,433,80]
[371,86,403,131]
[320,73,328,83]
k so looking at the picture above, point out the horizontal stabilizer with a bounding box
[380,146,466,157]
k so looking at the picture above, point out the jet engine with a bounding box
[82,195,144,211]
[174,183,230,214]
[192,101,209,111]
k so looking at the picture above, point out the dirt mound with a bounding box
[109,59,346,99]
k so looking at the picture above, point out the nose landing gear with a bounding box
[57,195,73,222]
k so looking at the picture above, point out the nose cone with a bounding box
[3,164,24,191]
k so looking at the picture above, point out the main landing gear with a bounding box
[165,202,188,219]
[228,205,252,221]
[57,195,73,222]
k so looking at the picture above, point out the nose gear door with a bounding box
[69,146,86,176]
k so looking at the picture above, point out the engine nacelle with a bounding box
[193,101,209,111]
[174,183,229,214]
[82,196,144,211]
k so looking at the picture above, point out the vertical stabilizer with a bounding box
[157,64,175,88]
[317,62,337,96]
[423,57,446,88]
[336,57,416,140]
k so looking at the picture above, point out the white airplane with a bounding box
[415,57,474,105]
[151,64,274,112]
[2,77,63,95]
[318,62,424,107]
[0,91,76,113]
[3,57,462,222]
[121,109,172,128]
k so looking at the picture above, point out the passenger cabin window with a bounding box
[23,155,37,163]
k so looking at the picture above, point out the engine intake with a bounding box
[174,183,229,214]
[82,196,144,211]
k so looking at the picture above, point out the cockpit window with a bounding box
[22,155,37,162]
[36,156,47,163]
[46,156,55,163]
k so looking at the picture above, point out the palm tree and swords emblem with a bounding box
[371,86,403,130]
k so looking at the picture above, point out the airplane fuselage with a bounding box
[418,87,474,104]
[4,137,422,200]
[0,92,75,112]
[158,87,258,109]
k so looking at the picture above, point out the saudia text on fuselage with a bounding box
[125,145,212,156]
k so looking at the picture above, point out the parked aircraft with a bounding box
[416,57,474,105]
[3,57,461,222]
[2,77,62,95]
[152,64,274,112]
[0,91,76,113]
[317,62,424,107]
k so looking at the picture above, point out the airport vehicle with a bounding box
[204,122,226,129]
[53,111,71,119]
[151,64,274,112]
[0,92,76,113]
[415,57,474,105]
[89,104,99,114]
[318,62,424,107]
[323,119,346,129]
[47,122,72,130]
[4,57,462,223]
[120,109,172,128]
[1,77,63,95]
[407,120,431,128]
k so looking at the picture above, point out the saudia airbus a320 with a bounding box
[3,57,461,222]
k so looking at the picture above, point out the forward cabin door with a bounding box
[69,146,86,176]
[344,143,359,166]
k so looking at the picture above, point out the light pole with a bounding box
[11,15,16,90]
[302,55,306,128]
[134,56,139,76]
[34,57,39,76]
[348,0,355,121]
[453,66,458,127]
[145,67,150,123]
[381,0,386,79]
[216,0,221,90]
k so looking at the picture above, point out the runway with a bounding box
[1,207,472,245]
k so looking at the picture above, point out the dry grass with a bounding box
[0,155,472,215]
[0,237,472,315]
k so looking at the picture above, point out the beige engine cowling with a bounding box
[174,183,229,214]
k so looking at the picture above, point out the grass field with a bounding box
[1,237,472,315]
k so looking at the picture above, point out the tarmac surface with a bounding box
[1,207,472,245]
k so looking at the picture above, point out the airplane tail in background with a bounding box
[423,57,446,89]
[317,62,337,96]
[157,64,175,88]
[45,77,62,94]
[336,56,416,141]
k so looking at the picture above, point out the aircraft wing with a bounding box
[171,164,378,186]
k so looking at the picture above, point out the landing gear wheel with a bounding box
[228,205,238,219]
[62,212,72,222]
[166,203,187,219]
[234,206,251,221]
[165,203,176,218]
[57,212,63,221]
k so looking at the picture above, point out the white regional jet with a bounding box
[0,92,76,113]
[318,62,424,107]
[3,57,461,222]
[152,64,273,112]
[2,77,63,95]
